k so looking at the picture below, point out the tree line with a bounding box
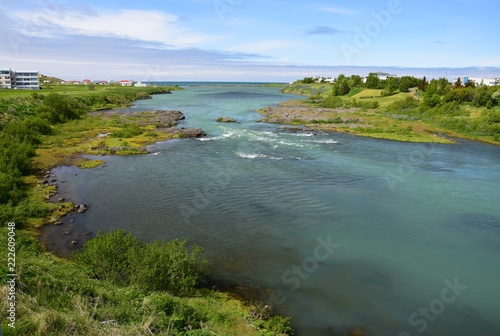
[296,73,500,107]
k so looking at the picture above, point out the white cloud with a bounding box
[230,39,299,54]
[318,7,357,15]
[11,8,217,48]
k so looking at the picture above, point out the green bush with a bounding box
[129,239,207,295]
[36,93,86,124]
[388,96,420,113]
[320,96,344,108]
[111,124,143,138]
[74,229,143,286]
[75,229,208,295]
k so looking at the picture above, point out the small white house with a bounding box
[120,80,134,86]
[375,72,397,81]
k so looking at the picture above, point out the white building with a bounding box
[464,77,499,87]
[14,71,40,90]
[1,69,40,89]
[0,69,13,89]
[375,72,397,81]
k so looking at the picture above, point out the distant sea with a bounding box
[146,81,287,87]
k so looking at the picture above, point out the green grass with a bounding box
[0,84,181,99]
[349,90,410,107]
[0,228,293,336]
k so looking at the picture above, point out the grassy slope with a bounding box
[0,85,158,98]
[280,83,499,145]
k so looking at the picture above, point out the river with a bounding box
[46,85,500,335]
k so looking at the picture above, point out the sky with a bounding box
[1,0,500,81]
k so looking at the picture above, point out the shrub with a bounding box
[73,229,143,286]
[423,93,442,108]
[75,229,208,296]
[320,96,344,108]
[111,124,143,138]
[36,93,86,124]
[129,239,208,295]
[388,96,420,112]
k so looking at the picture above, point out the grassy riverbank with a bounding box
[277,78,500,145]
[0,87,294,335]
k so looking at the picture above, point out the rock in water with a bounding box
[76,204,88,213]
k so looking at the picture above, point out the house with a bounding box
[463,77,499,87]
[0,69,13,89]
[135,81,147,87]
[120,80,134,86]
[375,72,397,81]
[82,79,92,84]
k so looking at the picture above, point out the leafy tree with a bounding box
[36,93,85,124]
[382,77,399,96]
[298,77,315,84]
[423,93,442,108]
[398,76,419,92]
[443,88,474,103]
[464,79,476,88]
[333,77,351,96]
[454,77,463,89]
[418,76,429,91]
[365,73,380,89]
[492,90,500,105]
[472,87,493,107]
[350,75,364,88]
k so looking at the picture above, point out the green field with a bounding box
[279,81,500,145]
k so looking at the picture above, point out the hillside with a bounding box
[274,76,500,145]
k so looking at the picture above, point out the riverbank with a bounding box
[276,81,500,145]
[33,108,206,252]
[257,105,456,143]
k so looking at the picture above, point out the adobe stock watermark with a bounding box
[385,143,435,192]
[340,0,412,63]
[8,0,71,53]
[178,161,239,225]
[143,64,169,84]
[6,222,17,329]
[398,278,468,336]
[270,236,340,307]
[213,0,243,21]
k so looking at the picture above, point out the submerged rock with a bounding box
[277,126,304,132]
[216,117,237,123]
[76,204,88,213]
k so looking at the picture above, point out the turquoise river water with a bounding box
[46,85,500,335]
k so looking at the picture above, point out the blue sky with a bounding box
[1,0,499,81]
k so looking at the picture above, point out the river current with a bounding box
[48,85,500,335]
